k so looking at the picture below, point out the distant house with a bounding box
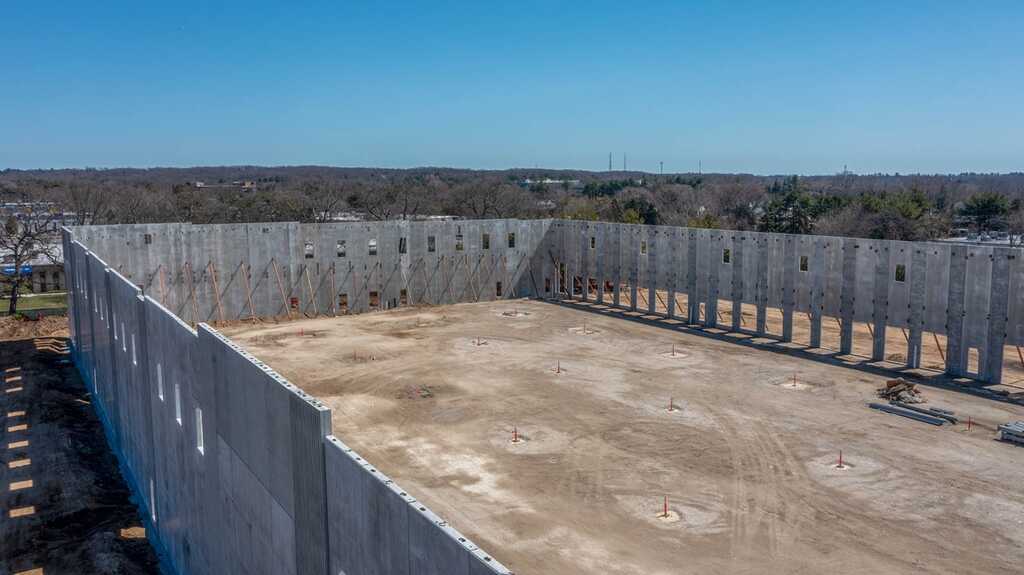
[1,241,64,293]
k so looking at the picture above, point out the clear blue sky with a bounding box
[2,1,1022,174]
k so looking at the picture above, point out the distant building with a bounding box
[1,241,64,293]
[519,178,584,191]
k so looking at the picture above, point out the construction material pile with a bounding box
[877,378,924,404]
[997,422,1024,446]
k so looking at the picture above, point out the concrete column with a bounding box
[755,237,768,335]
[687,231,699,323]
[809,238,826,348]
[647,227,657,314]
[871,243,891,361]
[705,232,719,328]
[731,234,744,332]
[781,235,796,342]
[984,248,1011,383]
[839,240,857,354]
[666,228,677,318]
[629,228,639,311]
[613,225,622,307]
[945,245,968,376]
[595,224,606,304]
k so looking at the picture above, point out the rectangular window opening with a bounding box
[195,407,204,454]
[157,363,164,401]
[399,289,408,305]
[428,235,436,253]
[895,264,906,282]
[144,233,153,245]
[290,296,299,310]
[368,238,378,256]
[722,248,731,264]
[399,237,407,254]
[590,236,596,249]
[496,281,503,297]
[174,383,182,426]
[304,241,314,259]
[507,232,516,249]
[482,233,490,250]
[336,240,346,258]
[799,255,809,272]
[369,291,380,308]
[338,293,349,313]
[967,347,980,374]
[455,234,464,251]
[640,240,648,255]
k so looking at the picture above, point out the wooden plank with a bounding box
[241,261,258,324]
[271,258,292,319]
[184,262,200,326]
[330,262,337,316]
[207,261,225,324]
[304,264,318,316]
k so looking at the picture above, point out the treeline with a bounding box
[2,167,1024,241]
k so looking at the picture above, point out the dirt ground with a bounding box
[224,299,1024,575]
[0,334,161,575]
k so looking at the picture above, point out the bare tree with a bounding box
[56,182,114,225]
[1,209,60,315]
[299,178,349,223]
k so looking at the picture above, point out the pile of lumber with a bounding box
[877,378,924,404]
[997,421,1024,446]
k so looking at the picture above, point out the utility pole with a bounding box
[609,152,612,171]
[660,161,663,175]
[623,153,627,171]
[698,160,702,175]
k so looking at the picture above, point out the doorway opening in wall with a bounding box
[588,278,598,297]
[619,281,633,309]
[400,289,408,305]
[635,282,650,311]
[967,347,981,375]
[369,291,380,309]
[338,293,349,314]
[290,297,300,310]
[544,277,551,294]
[495,281,503,297]
[763,307,785,338]
[1000,343,1024,385]
[820,317,843,352]
[849,321,874,358]
[919,331,947,371]
[735,303,757,331]
[878,326,905,364]
[602,280,614,302]
[652,289,670,315]
[558,264,568,296]
[573,276,583,296]
[791,310,813,347]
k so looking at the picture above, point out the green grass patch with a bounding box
[1,292,68,311]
